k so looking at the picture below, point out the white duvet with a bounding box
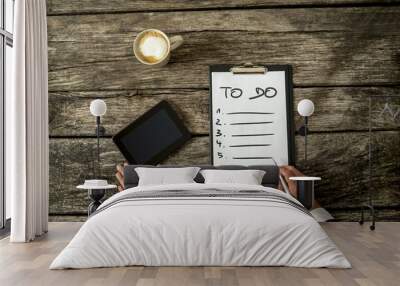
[50,183,350,269]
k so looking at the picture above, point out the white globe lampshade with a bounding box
[90,99,107,116]
[297,99,315,117]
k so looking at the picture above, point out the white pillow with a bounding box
[200,169,266,185]
[135,167,201,186]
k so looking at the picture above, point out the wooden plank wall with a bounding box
[47,0,400,221]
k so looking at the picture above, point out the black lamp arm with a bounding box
[296,116,309,164]
[297,116,309,136]
[95,116,106,178]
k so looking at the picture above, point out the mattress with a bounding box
[50,183,350,269]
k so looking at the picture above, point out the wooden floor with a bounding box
[0,222,399,286]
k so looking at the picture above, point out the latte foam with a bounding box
[138,32,169,63]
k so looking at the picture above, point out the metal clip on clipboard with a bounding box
[230,62,267,74]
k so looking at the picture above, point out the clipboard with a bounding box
[229,62,267,74]
[209,63,295,166]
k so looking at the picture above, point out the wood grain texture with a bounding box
[47,0,400,15]
[49,87,400,136]
[47,7,400,90]
[330,208,400,221]
[49,215,87,222]
[49,137,209,213]
[49,89,209,136]
[47,2,400,221]
[1,222,400,286]
[47,7,400,40]
[296,131,400,209]
[49,131,399,214]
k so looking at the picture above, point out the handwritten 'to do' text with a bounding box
[220,87,277,100]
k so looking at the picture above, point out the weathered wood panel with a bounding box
[47,2,400,221]
[49,87,400,136]
[47,8,400,90]
[49,215,87,222]
[329,208,400,221]
[48,32,400,90]
[47,0,400,15]
[49,137,210,213]
[296,131,400,209]
[47,7,400,41]
[49,131,399,214]
[49,89,209,136]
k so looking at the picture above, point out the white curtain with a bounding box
[7,0,49,242]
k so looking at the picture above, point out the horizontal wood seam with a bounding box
[46,29,389,42]
[48,84,400,94]
[328,205,400,211]
[48,129,400,139]
[48,134,210,139]
[307,128,400,134]
[47,2,400,17]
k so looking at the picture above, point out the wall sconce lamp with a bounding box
[90,99,107,171]
[297,99,315,163]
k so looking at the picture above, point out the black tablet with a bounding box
[112,101,191,164]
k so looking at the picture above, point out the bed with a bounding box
[50,165,350,269]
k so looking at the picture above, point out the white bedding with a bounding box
[50,183,350,269]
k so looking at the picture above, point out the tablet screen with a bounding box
[113,101,191,164]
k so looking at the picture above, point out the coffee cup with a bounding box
[133,29,183,67]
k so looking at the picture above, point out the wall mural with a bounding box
[47,1,400,221]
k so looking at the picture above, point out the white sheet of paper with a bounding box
[211,71,289,166]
